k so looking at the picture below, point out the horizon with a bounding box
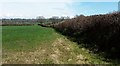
[1,1,119,19]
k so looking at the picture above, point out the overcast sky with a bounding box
[0,0,119,18]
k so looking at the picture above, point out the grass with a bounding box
[2,26,58,52]
[2,26,111,64]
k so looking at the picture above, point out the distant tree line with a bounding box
[1,16,70,26]
[2,19,37,26]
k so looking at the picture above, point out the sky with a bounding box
[0,0,119,19]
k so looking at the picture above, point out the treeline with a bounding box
[2,19,37,26]
[53,12,120,59]
[1,16,70,26]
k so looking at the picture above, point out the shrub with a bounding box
[53,12,120,59]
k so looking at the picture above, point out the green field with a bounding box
[2,26,58,52]
[2,26,110,64]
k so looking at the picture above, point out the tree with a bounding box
[49,16,59,23]
[36,16,45,24]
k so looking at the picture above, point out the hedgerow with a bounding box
[53,12,120,59]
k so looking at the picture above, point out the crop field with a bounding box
[2,26,111,64]
[2,26,57,52]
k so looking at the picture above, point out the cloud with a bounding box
[1,0,73,3]
[1,2,75,18]
[1,0,118,18]
[1,0,119,2]
[1,12,25,18]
